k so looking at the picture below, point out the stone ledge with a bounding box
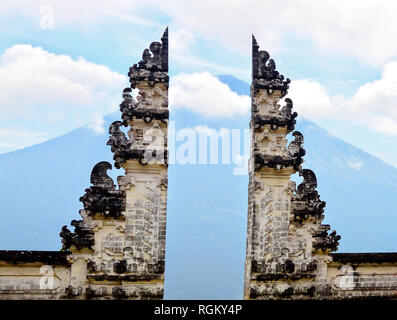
[331,252,397,264]
[0,250,70,266]
[87,273,163,282]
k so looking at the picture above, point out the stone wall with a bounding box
[325,253,397,299]
[0,251,70,299]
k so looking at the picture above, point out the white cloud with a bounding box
[0,44,126,132]
[347,160,363,170]
[152,0,397,65]
[0,1,146,28]
[0,127,49,154]
[170,29,196,54]
[169,72,250,117]
[87,113,105,135]
[3,1,397,65]
[287,79,334,119]
[285,60,397,136]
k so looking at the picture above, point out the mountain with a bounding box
[1,76,397,299]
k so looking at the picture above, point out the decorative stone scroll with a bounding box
[252,35,290,95]
[128,27,168,88]
[79,161,125,218]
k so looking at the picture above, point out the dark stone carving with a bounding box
[251,258,317,281]
[79,161,125,217]
[90,161,115,189]
[87,273,163,282]
[252,35,290,95]
[107,121,131,169]
[128,27,168,88]
[86,260,164,278]
[119,88,169,126]
[249,287,260,299]
[60,220,94,251]
[313,224,341,252]
[288,131,306,160]
[280,98,297,120]
[252,129,304,171]
[251,98,298,131]
[285,259,295,273]
[87,260,96,272]
[85,286,96,298]
[254,272,316,281]
[65,285,83,297]
[291,169,326,222]
[280,287,294,298]
[85,286,107,298]
[122,107,169,125]
[59,226,73,249]
[0,250,69,266]
[110,146,168,169]
[112,287,127,298]
[113,260,127,274]
[307,261,318,272]
[254,153,303,171]
[251,114,295,131]
[107,120,168,169]
[331,252,397,264]
[107,121,130,154]
[148,261,165,274]
[291,168,341,251]
[307,286,316,297]
[250,285,315,299]
[139,288,164,299]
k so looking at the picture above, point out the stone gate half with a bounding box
[244,35,397,300]
[0,28,169,300]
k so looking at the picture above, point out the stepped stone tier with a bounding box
[0,28,169,300]
[244,35,397,300]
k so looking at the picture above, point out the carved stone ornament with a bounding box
[252,35,290,96]
[128,28,168,88]
[79,161,125,218]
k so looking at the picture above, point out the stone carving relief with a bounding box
[128,28,168,88]
[252,35,290,95]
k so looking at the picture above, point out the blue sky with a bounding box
[1,1,397,167]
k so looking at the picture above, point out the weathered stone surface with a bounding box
[244,39,325,297]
